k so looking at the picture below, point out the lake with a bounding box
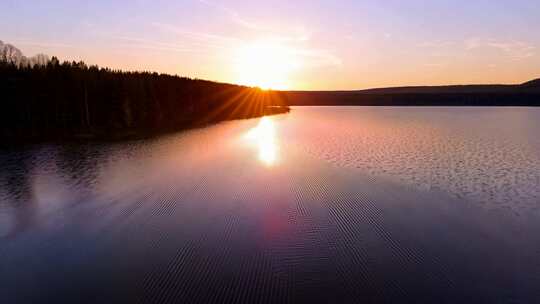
[2,107,540,303]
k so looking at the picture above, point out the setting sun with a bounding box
[233,40,299,90]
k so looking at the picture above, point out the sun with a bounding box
[233,39,299,90]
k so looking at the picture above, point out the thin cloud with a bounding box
[196,0,259,30]
[87,28,227,55]
[418,40,455,48]
[465,38,536,60]
[294,49,343,68]
[195,0,311,42]
[424,62,447,68]
[152,22,341,69]
[114,37,204,54]
[116,36,221,52]
[8,39,76,49]
[151,22,240,47]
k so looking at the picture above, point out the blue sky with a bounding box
[2,0,539,89]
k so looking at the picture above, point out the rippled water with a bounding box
[1,107,540,303]
[284,107,540,213]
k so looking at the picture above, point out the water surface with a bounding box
[285,107,540,212]
[1,107,540,303]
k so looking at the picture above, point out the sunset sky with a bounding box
[2,0,539,90]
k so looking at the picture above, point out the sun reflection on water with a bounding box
[244,117,279,166]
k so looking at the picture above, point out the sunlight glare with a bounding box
[234,40,299,90]
[244,117,279,166]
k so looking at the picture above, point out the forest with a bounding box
[0,56,290,141]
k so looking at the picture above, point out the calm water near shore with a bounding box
[2,107,540,303]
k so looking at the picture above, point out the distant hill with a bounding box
[285,79,540,106]
[520,78,540,89]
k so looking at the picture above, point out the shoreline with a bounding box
[0,106,290,145]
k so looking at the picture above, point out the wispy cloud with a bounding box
[83,2,341,74]
[294,49,342,68]
[86,27,228,55]
[196,0,259,30]
[114,36,209,54]
[7,39,76,49]
[152,21,341,69]
[465,38,536,60]
[424,62,447,68]
[152,22,240,47]
[195,0,311,42]
[418,40,455,48]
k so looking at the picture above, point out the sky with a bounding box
[2,0,540,90]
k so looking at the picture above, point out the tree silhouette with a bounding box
[0,57,290,141]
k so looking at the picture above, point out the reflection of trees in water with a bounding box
[0,144,108,239]
[0,140,155,239]
[0,149,36,239]
[55,144,103,196]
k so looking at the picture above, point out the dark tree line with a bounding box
[0,57,289,141]
[285,91,540,106]
[285,80,540,107]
